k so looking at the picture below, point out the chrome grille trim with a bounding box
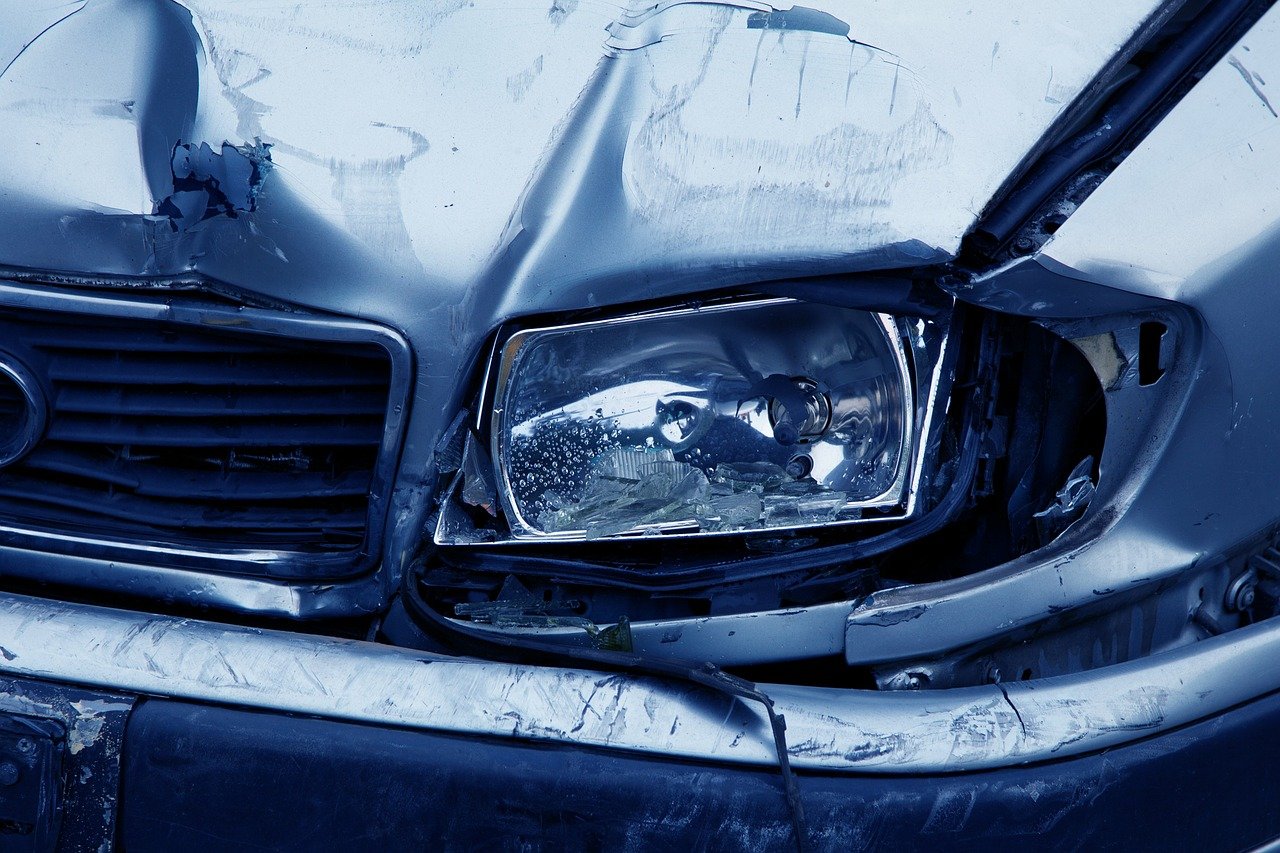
[0,278,412,583]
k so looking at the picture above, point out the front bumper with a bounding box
[3,589,1280,849]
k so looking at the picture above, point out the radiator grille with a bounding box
[0,308,399,575]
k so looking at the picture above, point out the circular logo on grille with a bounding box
[0,358,47,469]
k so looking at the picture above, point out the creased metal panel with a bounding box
[0,0,1171,304]
[0,0,1172,610]
[841,3,1280,667]
[1043,6,1280,296]
[1,589,1279,774]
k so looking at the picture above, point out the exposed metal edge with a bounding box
[843,260,1203,665]
[0,264,290,313]
[0,590,1276,773]
[0,676,133,850]
[969,0,1190,247]
[0,547,387,619]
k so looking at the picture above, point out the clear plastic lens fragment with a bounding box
[459,434,498,516]
[493,300,914,540]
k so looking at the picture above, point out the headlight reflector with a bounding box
[487,299,916,540]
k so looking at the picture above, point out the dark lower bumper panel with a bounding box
[119,693,1280,852]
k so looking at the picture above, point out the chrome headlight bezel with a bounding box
[436,294,957,546]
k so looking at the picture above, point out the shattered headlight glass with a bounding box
[445,298,941,542]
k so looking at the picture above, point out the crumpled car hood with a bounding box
[1,0,1167,307]
[0,0,1171,573]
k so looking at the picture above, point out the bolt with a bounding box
[15,738,33,755]
[1193,604,1228,636]
[1225,573,1258,612]
[768,378,831,445]
[0,763,18,786]
[1012,236,1036,256]
[785,455,812,479]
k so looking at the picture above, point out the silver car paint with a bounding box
[2,0,1275,776]
[849,3,1280,685]
[0,587,1274,774]
[0,0,1166,615]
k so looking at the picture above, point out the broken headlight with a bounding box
[437,297,953,543]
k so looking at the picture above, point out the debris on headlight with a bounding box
[531,447,853,539]
[434,409,471,475]
[433,298,942,543]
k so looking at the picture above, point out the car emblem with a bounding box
[0,357,47,469]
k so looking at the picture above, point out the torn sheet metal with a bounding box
[160,140,272,229]
[0,0,1167,289]
[0,675,133,852]
[1033,456,1096,542]
[459,599,855,665]
[844,5,1280,669]
[1042,4,1280,301]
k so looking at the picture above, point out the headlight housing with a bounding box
[437,297,954,544]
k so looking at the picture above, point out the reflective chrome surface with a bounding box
[487,300,914,541]
[3,0,1280,784]
[0,356,48,469]
[0,277,411,617]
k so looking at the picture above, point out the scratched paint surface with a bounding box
[841,2,1280,670]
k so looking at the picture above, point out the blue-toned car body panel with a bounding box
[118,692,1280,851]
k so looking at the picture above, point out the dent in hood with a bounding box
[0,0,1175,582]
[0,0,1169,318]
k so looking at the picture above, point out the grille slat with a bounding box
[0,306,395,564]
[0,476,366,533]
[23,444,374,500]
[26,333,273,354]
[45,351,387,386]
[54,384,388,417]
[46,414,385,447]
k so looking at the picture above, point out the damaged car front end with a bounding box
[1,0,1279,848]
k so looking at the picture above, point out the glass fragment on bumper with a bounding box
[478,299,918,541]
